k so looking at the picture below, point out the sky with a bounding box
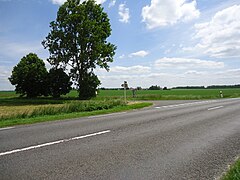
[0,0,240,90]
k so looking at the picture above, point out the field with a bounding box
[69,88,240,100]
[1,88,240,100]
[0,88,239,127]
[0,90,153,127]
[1,89,239,178]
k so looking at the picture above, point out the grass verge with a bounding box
[0,102,152,128]
[221,158,240,180]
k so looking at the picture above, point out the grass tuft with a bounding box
[221,158,240,180]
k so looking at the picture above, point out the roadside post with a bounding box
[220,91,223,98]
[121,81,128,104]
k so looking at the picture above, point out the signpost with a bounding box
[121,81,128,104]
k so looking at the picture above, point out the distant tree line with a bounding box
[172,85,240,89]
[206,85,240,89]
[172,86,205,89]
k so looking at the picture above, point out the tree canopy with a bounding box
[47,68,72,98]
[9,53,48,98]
[42,0,116,99]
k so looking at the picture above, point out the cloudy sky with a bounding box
[0,0,240,90]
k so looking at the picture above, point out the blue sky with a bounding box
[0,0,240,90]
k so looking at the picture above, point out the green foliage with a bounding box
[221,158,240,180]
[47,68,72,98]
[149,85,161,90]
[9,53,48,98]
[0,99,125,120]
[42,0,116,100]
[78,72,100,99]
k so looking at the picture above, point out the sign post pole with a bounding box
[121,81,128,104]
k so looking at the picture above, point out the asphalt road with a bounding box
[0,98,240,179]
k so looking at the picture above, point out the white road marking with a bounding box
[0,127,15,131]
[208,106,224,111]
[88,112,127,119]
[155,100,217,109]
[0,130,111,156]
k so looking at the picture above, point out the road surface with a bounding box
[1,98,240,179]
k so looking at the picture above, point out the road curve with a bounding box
[0,98,240,179]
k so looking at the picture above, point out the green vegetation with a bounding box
[69,88,240,100]
[43,0,116,99]
[0,99,124,120]
[221,158,240,180]
[9,53,72,98]
[0,99,152,127]
[1,88,240,100]
[0,94,152,127]
[9,53,48,98]
[1,88,239,127]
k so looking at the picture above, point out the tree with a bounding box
[149,85,161,90]
[42,0,116,99]
[9,53,48,98]
[47,68,72,98]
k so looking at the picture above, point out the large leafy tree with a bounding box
[9,53,48,98]
[47,68,72,98]
[42,0,116,99]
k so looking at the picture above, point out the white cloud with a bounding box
[154,57,224,69]
[110,65,151,74]
[0,39,45,61]
[129,50,149,58]
[51,0,66,5]
[194,5,240,58]
[96,64,240,88]
[118,54,125,59]
[51,0,107,5]
[108,0,116,8]
[142,0,200,29]
[118,3,130,23]
[0,66,14,90]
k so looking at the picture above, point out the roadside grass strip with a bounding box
[0,102,152,128]
[221,157,240,180]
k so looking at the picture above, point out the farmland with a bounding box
[70,88,240,100]
[0,88,239,127]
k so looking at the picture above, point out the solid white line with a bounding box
[88,112,127,119]
[0,130,110,156]
[208,106,224,111]
[0,127,15,131]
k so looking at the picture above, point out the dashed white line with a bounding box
[0,130,111,156]
[155,100,217,109]
[0,127,15,131]
[208,106,224,111]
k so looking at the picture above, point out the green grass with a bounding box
[221,158,240,180]
[0,99,125,120]
[2,88,240,100]
[0,102,152,128]
[65,89,240,100]
[0,88,239,127]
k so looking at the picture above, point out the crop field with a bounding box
[0,91,152,127]
[98,89,240,100]
[1,88,240,100]
[67,88,240,100]
[0,88,239,127]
